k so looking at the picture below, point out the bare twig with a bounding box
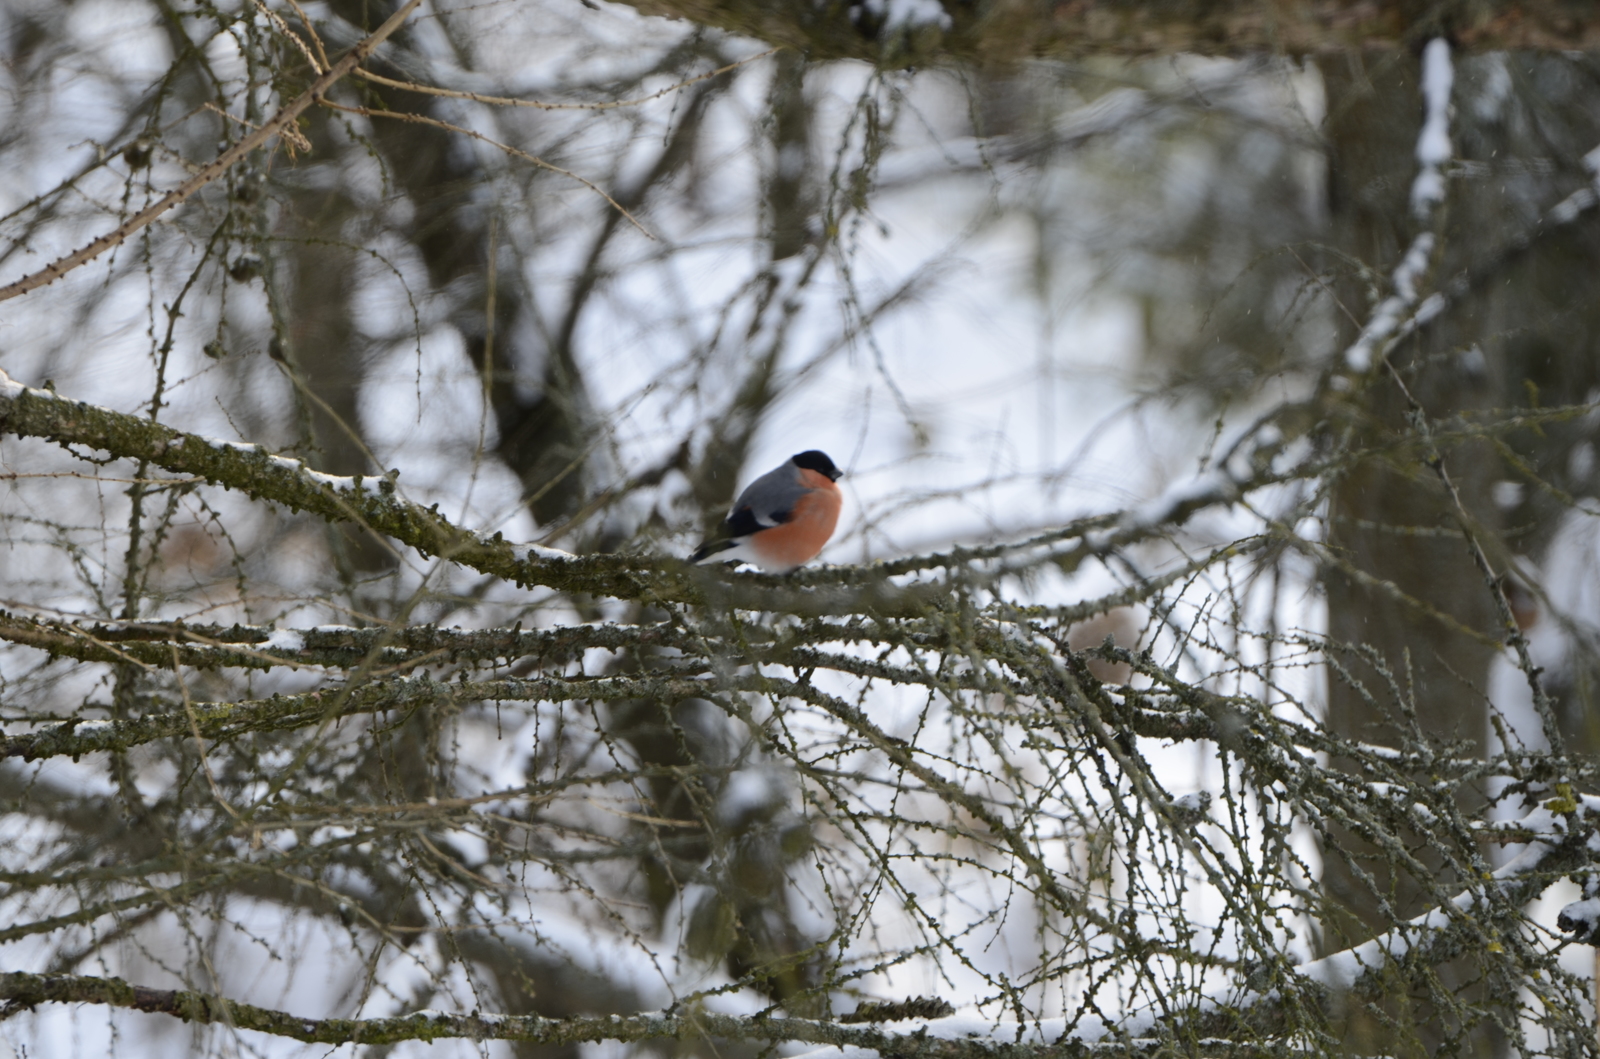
[0,0,425,304]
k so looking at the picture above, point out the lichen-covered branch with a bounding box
[608,0,1600,67]
[1,812,1587,1052]
[0,370,1264,616]
[0,970,1126,1051]
[0,672,811,761]
[0,611,689,671]
[0,0,425,304]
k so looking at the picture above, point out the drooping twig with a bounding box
[0,0,425,304]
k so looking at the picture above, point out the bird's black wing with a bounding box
[723,503,792,537]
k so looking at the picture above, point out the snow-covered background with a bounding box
[3,1,1598,1056]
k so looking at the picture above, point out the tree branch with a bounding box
[0,370,1257,615]
[0,0,425,304]
[609,0,1600,66]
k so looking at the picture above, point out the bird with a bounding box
[690,450,843,573]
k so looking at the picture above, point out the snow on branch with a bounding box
[1344,39,1452,373]
[3,800,1592,1052]
[0,369,1272,616]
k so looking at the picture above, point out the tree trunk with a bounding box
[1318,46,1600,1056]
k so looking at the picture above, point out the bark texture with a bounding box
[604,0,1600,65]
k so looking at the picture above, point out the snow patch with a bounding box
[1557,897,1600,937]
[861,0,951,31]
[1410,38,1453,219]
[1345,233,1434,371]
[1549,187,1597,226]
[0,368,34,398]
[264,628,306,652]
[717,767,782,825]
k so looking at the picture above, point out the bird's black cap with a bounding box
[792,450,841,481]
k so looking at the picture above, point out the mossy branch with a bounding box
[0,970,1088,1050]
[0,370,1258,616]
[0,818,1584,1055]
[608,0,1600,67]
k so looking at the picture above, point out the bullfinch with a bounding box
[690,450,843,573]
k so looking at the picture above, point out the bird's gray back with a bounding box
[731,462,805,524]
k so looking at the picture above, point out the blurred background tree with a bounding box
[5,2,1600,1058]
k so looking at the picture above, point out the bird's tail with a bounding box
[689,539,737,564]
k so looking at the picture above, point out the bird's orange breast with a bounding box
[749,471,841,570]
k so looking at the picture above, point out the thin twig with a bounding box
[321,99,655,239]
[0,0,425,304]
[353,49,778,112]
